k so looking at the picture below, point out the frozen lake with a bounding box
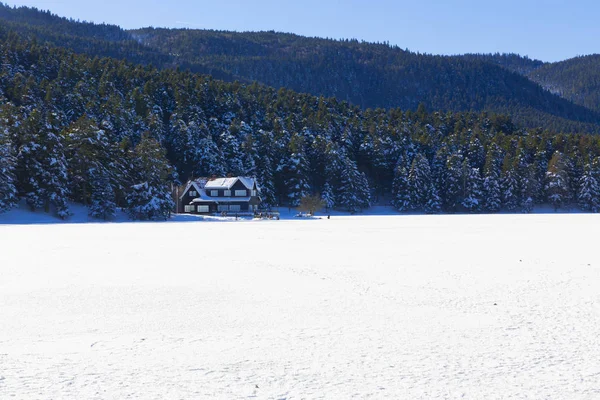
[1,214,600,399]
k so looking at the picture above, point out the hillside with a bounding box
[1,3,600,134]
[130,27,600,133]
[527,55,600,113]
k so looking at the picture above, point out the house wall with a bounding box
[181,186,201,213]
[192,201,252,213]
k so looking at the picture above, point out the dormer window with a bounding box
[189,191,197,197]
[235,190,247,197]
[211,190,218,197]
[224,190,232,196]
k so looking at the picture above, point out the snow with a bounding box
[237,176,256,190]
[204,177,240,189]
[1,214,600,399]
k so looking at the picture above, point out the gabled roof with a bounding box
[181,176,258,200]
[238,176,256,190]
[204,176,256,190]
[180,179,207,200]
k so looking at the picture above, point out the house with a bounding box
[180,176,261,214]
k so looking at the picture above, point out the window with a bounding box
[197,205,209,213]
[224,190,232,197]
[251,190,257,197]
[235,190,246,197]
[210,190,218,197]
[217,205,229,212]
[189,191,197,197]
[184,205,194,213]
[229,204,241,212]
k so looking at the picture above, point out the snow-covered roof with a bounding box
[237,176,256,190]
[204,177,239,189]
[181,176,256,198]
[179,179,207,200]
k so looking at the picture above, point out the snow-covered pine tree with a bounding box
[89,168,116,220]
[467,137,486,170]
[408,153,434,211]
[321,181,335,211]
[482,144,503,212]
[126,132,175,221]
[241,133,258,177]
[545,151,571,211]
[284,134,311,207]
[532,149,549,202]
[521,165,540,213]
[424,183,442,214]
[462,164,483,213]
[392,154,412,211]
[65,116,117,206]
[0,120,17,213]
[254,131,278,208]
[512,149,536,213]
[444,152,464,212]
[337,156,365,213]
[501,156,519,211]
[17,110,70,219]
[357,171,371,210]
[577,160,600,212]
[431,147,449,211]
[220,125,245,176]
[195,135,226,177]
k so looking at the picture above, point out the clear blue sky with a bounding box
[4,0,598,62]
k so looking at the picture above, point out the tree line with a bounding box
[2,30,600,220]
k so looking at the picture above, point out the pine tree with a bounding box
[482,144,502,212]
[16,110,70,219]
[219,123,245,176]
[0,121,18,213]
[577,160,600,212]
[462,165,483,213]
[337,156,367,213]
[444,152,464,212]
[321,181,335,211]
[545,151,571,211]
[283,134,311,207]
[501,156,519,211]
[356,171,371,210]
[392,154,411,211]
[521,165,540,213]
[408,153,436,212]
[126,132,174,220]
[89,169,116,220]
[65,115,117,206]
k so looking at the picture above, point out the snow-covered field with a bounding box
[1,214,600,399]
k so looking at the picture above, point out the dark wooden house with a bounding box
[180,177,261,214]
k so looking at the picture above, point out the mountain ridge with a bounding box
[1,2,600,134]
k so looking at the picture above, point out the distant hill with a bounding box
[526,55,600,113]
[1,2,600,133]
